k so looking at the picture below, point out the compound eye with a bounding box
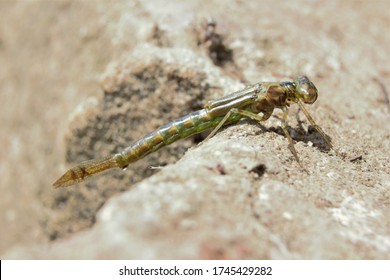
[294,76,318,104]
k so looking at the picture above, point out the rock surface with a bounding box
[0,0,389,259]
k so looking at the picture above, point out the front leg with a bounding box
[281,106,301,164]
[297,100,338,155]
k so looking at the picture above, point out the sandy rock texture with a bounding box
[0,0,389,259]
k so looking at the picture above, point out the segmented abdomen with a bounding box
[115,109,237,167]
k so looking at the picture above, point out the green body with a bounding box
[53,76,329,188]
[115,109,242,168]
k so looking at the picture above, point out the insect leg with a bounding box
[281,107,301,164]
[297,100,337,154]
[203,110,235,142]
[204,108,268,142]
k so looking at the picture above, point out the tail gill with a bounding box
[53,156,119,188]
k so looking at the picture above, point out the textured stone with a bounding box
[1,0,389,259]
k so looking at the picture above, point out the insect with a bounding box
[53,76,334,188]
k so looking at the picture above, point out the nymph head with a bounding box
[293,76,318,104]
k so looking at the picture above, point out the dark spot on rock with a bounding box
[192,133,206,144]
[249,164,266,177]
[215,163,227,175]
[349,154,363,162]
[206,163,227,175]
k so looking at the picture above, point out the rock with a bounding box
[2,0,389,260]
[40,45,243,241]
[5,108,390,258]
